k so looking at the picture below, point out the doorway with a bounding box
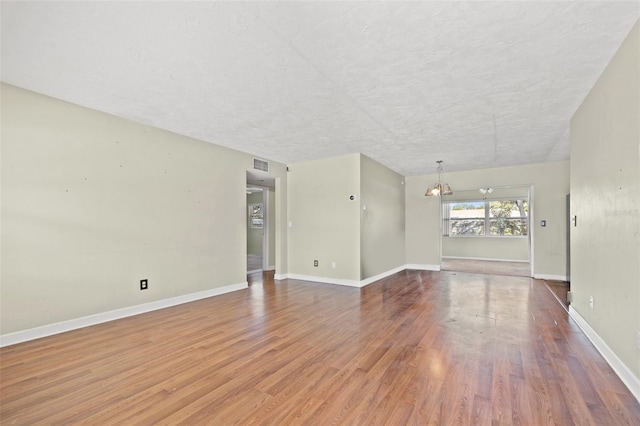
[246,171,276,275]
[439,184,533,277]
[246,186,264,274]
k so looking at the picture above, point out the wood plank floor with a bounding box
[1,270,639,425]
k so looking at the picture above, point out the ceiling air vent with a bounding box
[253,158,270,173]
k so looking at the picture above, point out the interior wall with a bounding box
[267,187,276,268]
[442,237,528,262]
[0,83,288,335]
[287,154,361,280]
[275,177,287,276]
[405,174,442,268]
[360,154,405,280]
[406,161,569,278]
[570,21,639,379]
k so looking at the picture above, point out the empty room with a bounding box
[1,1,639,424]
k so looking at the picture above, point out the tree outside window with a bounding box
[445,199,528,237]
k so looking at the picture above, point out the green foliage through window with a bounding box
[444,200,528,237]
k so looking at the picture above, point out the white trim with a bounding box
[247,269,262,275]
[0,282,248,348]
[286,274,362,287]
[265,265,276,271]
[569,306,640,403]
[360,265,407,286]
[442,256,528,263]
[533,273,568,281]
[276,265,410,288]
[405,263,441,271]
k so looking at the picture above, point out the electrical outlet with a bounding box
[589,295,594,309]
[313,260,318,267]
[331,261,336,269]
[140,279,148,290]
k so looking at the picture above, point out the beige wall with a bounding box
[406,161,569,277]
[360,155,405,279]
[1,83,287,334]
[570,21,639,378]
[405,175,442,267]
[267,187,276,267]
[275,178,287,275]
[246,191,263,257]
[287,154,361,280]
[442,237,529,261]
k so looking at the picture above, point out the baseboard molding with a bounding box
[277,265,438,287]
[280,265,409,288]
[286,274,362,287]
[533,273,568,282]
[569,306,640,403]
[0,281,248,348]
[405,264,441,271]
[360,265,407,286]
[265,265,276,271]
[247,269,262,275]
[442,256,528,263]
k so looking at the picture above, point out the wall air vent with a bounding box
[253,158,270,173]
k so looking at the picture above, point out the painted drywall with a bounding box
[442,237,528,262]
[406,161,569,277]
[405,175,442,267]
[360,154,405,280]
[0,83,287,335]
[246,191,264,256]
[570,21,639,379]
[267,187,276,268]
[287,154,361,280]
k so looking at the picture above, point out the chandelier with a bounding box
[425,160,453,196]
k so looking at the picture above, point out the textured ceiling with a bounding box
[2,1,638,176]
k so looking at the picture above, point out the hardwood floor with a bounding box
[247,254,263,273]
[1,270,639,424]
[544,279,571,309]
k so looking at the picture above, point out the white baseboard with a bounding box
[0,281,248,348]
[276,265,436,287]
[360,265,408,286]
[265,265,276,271]
[247,269,262,274]
[285,273,362,287]
[533,273,568,282]
[569,306,640,403]
[442,256,528,263]
[282,265,409,288]
[405,264,441,271]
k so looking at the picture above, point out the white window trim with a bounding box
[444,198,529,238]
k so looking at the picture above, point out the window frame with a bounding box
[444,198,529,238]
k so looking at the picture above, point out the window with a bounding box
[444,199,528,237]
[248,203,263,228]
